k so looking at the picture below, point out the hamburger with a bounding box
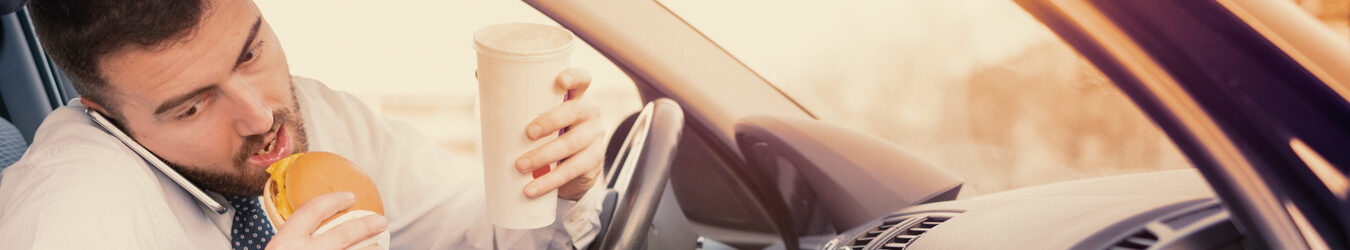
[261,151,389,248]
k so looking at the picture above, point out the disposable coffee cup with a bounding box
[473,23,573,229]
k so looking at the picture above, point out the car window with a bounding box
[1291,0,1350,41]
[657,0,1198,194]
[256,1,642,163]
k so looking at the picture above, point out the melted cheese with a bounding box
[266,153,305,220]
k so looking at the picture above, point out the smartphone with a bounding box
[86,108,228,214]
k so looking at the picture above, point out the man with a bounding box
[0,0,608,249]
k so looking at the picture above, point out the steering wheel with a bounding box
[589,98,684,250]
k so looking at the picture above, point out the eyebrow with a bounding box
[153,85,219,116]
[150,17,263,117]
[234,16,263,67]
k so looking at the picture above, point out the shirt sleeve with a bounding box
[376,114,604,250]
[558,179,605,249]
[294,78,602,249]
[0,146,178,250]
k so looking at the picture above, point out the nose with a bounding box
[225,78,274,137]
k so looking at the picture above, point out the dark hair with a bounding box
[28,0,210,116]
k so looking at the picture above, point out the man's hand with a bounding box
[515,68,605,201]
[267,192,387,250]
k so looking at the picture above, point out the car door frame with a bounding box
[1016,0,1350,248]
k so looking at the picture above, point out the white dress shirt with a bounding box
[0,76,602,249]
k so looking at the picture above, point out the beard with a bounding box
[167,84,310,197]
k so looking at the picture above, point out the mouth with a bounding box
[246,124,291,168]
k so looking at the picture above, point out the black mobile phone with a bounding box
[86,108,228,214]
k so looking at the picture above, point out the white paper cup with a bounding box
[474,23,572,229]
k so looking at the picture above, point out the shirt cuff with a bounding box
[558,181,605,249]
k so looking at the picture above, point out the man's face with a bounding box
[92,0,307,196]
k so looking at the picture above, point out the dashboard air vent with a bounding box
[1107,230,1158,250]
[877,215,950,250]
[847,216,907,250]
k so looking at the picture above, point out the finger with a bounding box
[516,120,603,174]
[275,192,354,237]
[525,98,599,140]
[555,67,592,98]
[555,145,606,200]
[353,245,385,250]
[316,214,387,249]
[524,141,604,198]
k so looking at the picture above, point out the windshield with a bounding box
[659,0,1193,193]
[256,1,642,166]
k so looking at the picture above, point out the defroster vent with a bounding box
[877,215,950,250]
[845,213,957,250]
[847,216,908,250]
[1107,230,1158,250]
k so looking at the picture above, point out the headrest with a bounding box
[1,0,28,15]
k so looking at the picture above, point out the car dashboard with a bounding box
[820,169,1245,250]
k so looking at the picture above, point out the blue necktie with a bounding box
[225,195,276,250]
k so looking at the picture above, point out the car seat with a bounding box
[0,0,21,18]
[1,0,34,170]
[0,119,24,168]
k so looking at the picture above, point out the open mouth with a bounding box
[257,138,277,155]
[246,124,291,168]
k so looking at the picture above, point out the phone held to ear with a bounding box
[86,108,228,214]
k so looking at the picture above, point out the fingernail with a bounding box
[524,185,539,198]
[343,192,356,202]
[516,158,531,173]
[527,124,542,139]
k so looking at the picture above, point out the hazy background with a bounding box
[258,0,1350,194]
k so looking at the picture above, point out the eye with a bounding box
[176,93,212,120]
[178,102,202,119]
[238,41,264,65]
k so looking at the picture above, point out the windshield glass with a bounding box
[256,1,641,166]
[659,0,1192,193]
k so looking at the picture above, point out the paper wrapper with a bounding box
[313,210,389,249]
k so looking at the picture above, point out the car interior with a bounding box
[528,0,1350,249]
[0,0,62,170]
[0,1,695,248]
[4,0,1348,249]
